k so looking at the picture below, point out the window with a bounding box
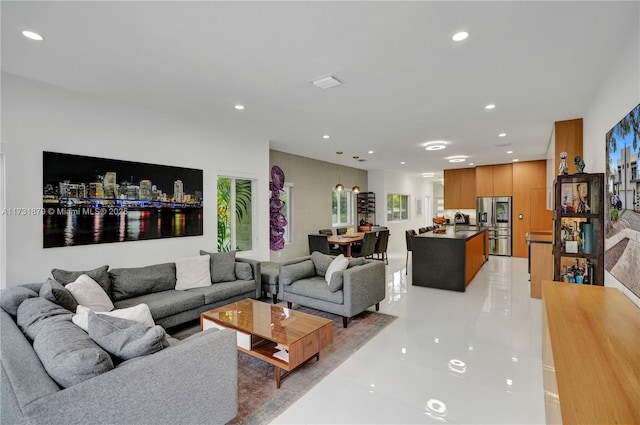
[332,190,353,226]
[387,194,409,221]
[217,176,253,252]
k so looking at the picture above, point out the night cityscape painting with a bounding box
[43,151,203,248]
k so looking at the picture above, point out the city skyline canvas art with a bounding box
[43,151,203,248]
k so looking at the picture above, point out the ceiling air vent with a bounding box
[312,75,343,89]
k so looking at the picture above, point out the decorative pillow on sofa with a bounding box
[72,304,155,332]
[328,270,345,292]
[280,260,316,286]
[40,278,78,313]
[325,254,349,285]
[175,255,212,290]
[17,297,74,341]
[0,286,38,317]
[311,251,334,277]
[199,250,236,282]
[51,265,111,296]
[348,257,367,268]
[109,262,176,301]
[86,312,169,361]
[235,262,253,280]
[65,274,114,312]
[33,319,114,388]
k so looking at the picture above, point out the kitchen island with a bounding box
[412,227,488,291]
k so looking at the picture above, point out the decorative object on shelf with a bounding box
[334,152,344,192]
[582,222,594,254]
[558,151,568,175]
[351,156,360,194]
[574,155,585,173]
[269,165,287,251]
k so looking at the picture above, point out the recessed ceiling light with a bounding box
[368,150,374,154]
[452,31,469,42]
[400,161,406,165]
[469,163,475,166]
[499,133,507,137]
[312,75,343,89]
[234,104,245,110]
[485,104,496,110]
[323,135,330,139]
[513,159,519,162]
[448,156,467,163]
[22,30,44,41]
[507,150,513,154]
[422,173,436,178]
[424,141,448,151]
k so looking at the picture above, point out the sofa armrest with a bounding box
[236,257,261,298]
[23,329,238,425]
[343,261,386,317]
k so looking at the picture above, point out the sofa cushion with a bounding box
[200,250,236,283]
[51,265,111,296]
[285,277,344,304]
[187,280,257,304]
[325,254,349,285]
[311,251,334,277]
[328,270,345,292]
[33,319,114,388]
[235,263,253,280]
[17,297,73,341]
[73,304,155,332]
[65,274,114,312]
[0,286,38,317]
[113,290,204,320]
[175,255,211,290]
[87,312,169,362]
[280,260,316,286]
[348,257,367,268]
[110,263,177,301]
[40,278,78,313]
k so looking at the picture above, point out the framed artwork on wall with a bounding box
[42,151,203,248]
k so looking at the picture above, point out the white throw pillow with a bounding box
[175,255,212,290]
[65,274,114,312]
[325,254,350,285]
[73,304,155,332]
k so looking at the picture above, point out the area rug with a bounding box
[170,305,396,425]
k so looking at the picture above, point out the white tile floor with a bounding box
[272,252,546,424]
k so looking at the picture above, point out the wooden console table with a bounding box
[541,281,640,424]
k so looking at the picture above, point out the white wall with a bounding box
[582,28,640,306]
[369,169,434,255]
[1,74,270,287]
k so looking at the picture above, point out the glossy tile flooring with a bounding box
[272,253,546,424]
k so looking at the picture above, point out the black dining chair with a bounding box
[405,229,417,274]
[352,232,377,258]
[336,228,348,235]
[319,229,333,236]
[308,234,331,255]
[373,229,390,264]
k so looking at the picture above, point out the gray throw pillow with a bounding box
[51,265,111,296]
[280,260,316,286]
[87,312,169,361]
[200,250,236,283]
[235,262,253,280]
[0,286,39,317]
[40,278,78,313]
[311,252,334,277]
[348,257,367,268]
[109,263,176,301]
[33,319,114,388]
[328,270,345,292]
[17,297,74,341]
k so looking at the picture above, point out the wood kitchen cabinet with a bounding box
[444,168,475,209]
[475,164,512,196]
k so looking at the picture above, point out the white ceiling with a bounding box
[2,1,638,180]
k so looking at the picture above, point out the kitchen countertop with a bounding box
[417,227,484,241]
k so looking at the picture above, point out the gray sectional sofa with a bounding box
[0,251,261,425]
[279,252,386,328]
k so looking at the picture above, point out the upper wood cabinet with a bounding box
[444,168,475,209]
[475,164,512,196]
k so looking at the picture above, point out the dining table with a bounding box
[327,232,364,257]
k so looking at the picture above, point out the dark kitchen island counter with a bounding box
[412,228,488,291]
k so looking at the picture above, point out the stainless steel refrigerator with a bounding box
[477,196,512,256]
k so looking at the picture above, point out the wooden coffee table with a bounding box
[200,299,333,388]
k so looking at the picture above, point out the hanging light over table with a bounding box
[335,152,344,191]
[352,156,361,194]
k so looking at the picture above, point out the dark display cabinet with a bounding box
[552,173,604,285]
[357,192,375,225]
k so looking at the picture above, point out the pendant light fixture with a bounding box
[352,156,361,194]
[335,152,344,191]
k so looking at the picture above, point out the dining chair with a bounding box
[336,228,348,235]
[405,229,417,274]
[308,234,331,255]
[352,231,376,258]
[373,229,390,264]
[318,229,333,236]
